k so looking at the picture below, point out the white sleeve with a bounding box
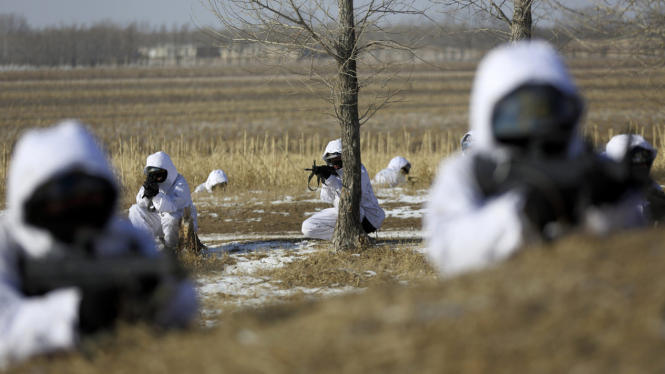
[320,175,342,204]
[423,156,530,277]
[193,183,206,194]
[372,170,387,185]
[152,177,192,214]
[135,186,150,208]
[0,281,80,367]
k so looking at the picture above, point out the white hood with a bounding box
[386,156,410,170]
[469,41,582,154]
[204,169,228,193]
[145,151,178,193]
[605,134,657,162]
[460,131,475,148]
[6,120,117,258]
[322,139,342,162]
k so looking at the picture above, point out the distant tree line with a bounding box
[0,14,216,67]
[0,10,628,69]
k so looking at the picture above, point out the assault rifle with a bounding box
[20,249,186,329]
[305,160,337,191]
[473,143,638,239]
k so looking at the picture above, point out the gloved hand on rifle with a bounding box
[312,164,336,180]
[142,166,168,199]
[305,160,337,191]
[22,252,185,336]
[142,176,159,199]
[474,150,636,239]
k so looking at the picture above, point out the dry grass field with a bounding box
[4,59,665,372]
[15,229,665,374]
[2,60,665,205]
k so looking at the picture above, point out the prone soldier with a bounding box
[0,121,197,368]
[424,42,645,276]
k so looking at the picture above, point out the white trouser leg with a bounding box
[302,207,338,241]
[129,204,162,238]
[161,211,184,248]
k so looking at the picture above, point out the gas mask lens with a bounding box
[144,167,168,183]
[630,147,654,167]
[24,171,117,244]
[492,84,582,148]
[461,140,473,154]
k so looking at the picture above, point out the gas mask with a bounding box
[143,166,168,183]
[323,152,343,170]
[492,84,583,158]
[24,171,117,245]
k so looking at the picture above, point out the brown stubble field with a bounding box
[2,60,665,205]
[5,60,665,372]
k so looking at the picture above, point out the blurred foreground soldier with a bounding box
[424,42,644,276]
[0,122,197,368]
[460,131,476,155]
[194,169,228,194]
[604,134,665,222]
[302,139,385,240]
[129,151,198,251]
[372,156,411,187]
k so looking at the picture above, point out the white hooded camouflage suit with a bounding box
[194,169,228,194]
[302,139,385,240]
[129,151,198,249]
[0,122,197,368]
[372,156,410,187]
[423,42,644,277]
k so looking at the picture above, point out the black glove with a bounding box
[143,179,159,199]
[78,287,122,335]
[314,165,334,180]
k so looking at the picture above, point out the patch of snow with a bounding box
[375,188,428,204]
[384,206,425,219]
[206,240,307,254]
[270,196,294,204]
[196,239,366,326]
[252,210,265,213]
[271,196,321,204]
[373,229,423,239]
[199,232,304,242]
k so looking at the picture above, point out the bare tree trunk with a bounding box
[510,0,532,43]
[332,0,371,251]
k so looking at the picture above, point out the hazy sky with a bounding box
[2,0,584,30]
[1,0,221,29]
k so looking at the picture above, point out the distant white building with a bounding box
[138,44,203,66]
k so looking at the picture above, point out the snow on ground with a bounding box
[199,232,304,242]
[196,239,367,327]
[194,188,425,326]
[271,196,321,204]
[375,188,428,204]
[384,206,425,219]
